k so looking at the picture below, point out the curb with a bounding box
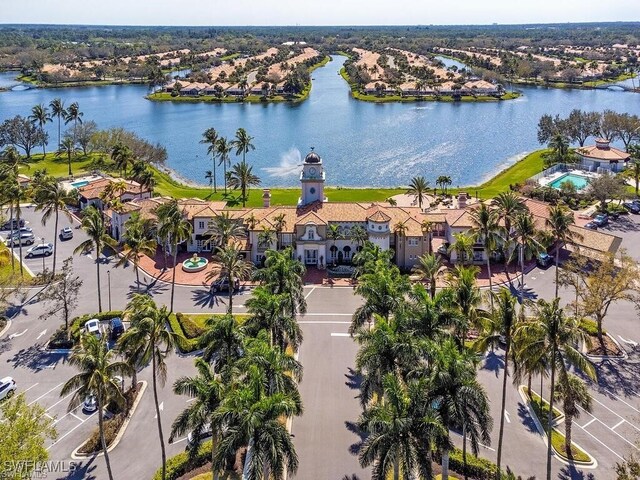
[583,334,627,360]
[517,386,597,469]
[0,318,11,339]
[71,380,148,459]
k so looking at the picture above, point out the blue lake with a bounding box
[1,55,639,188]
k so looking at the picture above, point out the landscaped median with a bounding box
[167,312,248,354]
[47,310,124,350]
[519,386,596,466]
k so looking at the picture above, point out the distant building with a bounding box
[576,138,630,173]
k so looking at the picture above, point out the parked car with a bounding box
[536,252,552,268]
[211,277,240,293]
[17,226,33,234]
[1,219,25,230]
[623,202,640,214]
[186,426,213,450]
[83,394,98,413]
[593,214,609,227]
[436,243,450,257]
[5,232,35,246]
[0,377,16,401]
[584,222,598,230]
[108,317,125,341]
[59,227,74,240]
[84,319,101,338]
[26,243,53,258]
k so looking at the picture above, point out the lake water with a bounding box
[1,55,639,188]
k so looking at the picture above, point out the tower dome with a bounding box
[304,149,321,164]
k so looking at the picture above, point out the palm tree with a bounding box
[232,127,255,164]
[474,289,517,479]
[406,176,430,209]
[407,285,459,342]
[392,222,407,269]
[205,211,246,252]
[119,295,180,480]
[216,137,232,195]
[554,373,593,460]
[61,334,130,480]
[469,203,501,305]
[49,98,66,149]
[64,101,83,143]
[206,244,253,314]
[448,232,474,265]
[163,203,192,312]
[1,147,30,275]
[258,226,276,251]
[115,212,157,292]
[511,212,542,298]
[492,191,526,275]
[153,200,177,270]
[412,253,441,299]
[169,358,225,479]
[428,339,492,480]
[421,220,433,255]
[350,225,369,248]
[447,265,485,347]
[518,298,595,480]
[29,104,51,156]
[546,205,581,298]
[199,313,246,373]
[227,160,261,207]
[327,224,342,265]
[74,206,116,312]
[357,374,446,480]
[272,213,287,250]
[204,170,214,193]
[200,128,219,193]
[33,177,74,277]
[56,137,78,177]
[628,144,640,196]
[111,142,134,177]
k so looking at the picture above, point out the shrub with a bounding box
[0,317,6,331]
[579,318,606,336]
[448,447,501,479]
[152,440,212,480]
[78,414,125,454]
[47,327,74,350]
[176,312,206,339]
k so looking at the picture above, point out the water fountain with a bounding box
[182,253,208,273]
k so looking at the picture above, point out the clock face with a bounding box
[309,167,317,176]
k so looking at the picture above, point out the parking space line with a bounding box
[576,422,625,461]
[47,411,97,450]
[28,382,64,406]
[304,287,316,299]
[612,419,626,430]
[604,388,640,416]
[70,413,83,422]
[41,388,78,417]
[171,436,188,444]
[588,396,640,434]
[22,383,39,394]
[330,333,351,337]
[44,413,54,420]
[580,418,596,429]
[586,416,640,451]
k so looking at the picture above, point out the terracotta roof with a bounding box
[192,202,229,218]
[570,226,622,254]
[577,144,630,162]
[298,211,328,225]
[78,178,149,200]
[367,210,392,223]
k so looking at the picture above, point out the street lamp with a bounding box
[40,237,45,272]
[107,270,112,311]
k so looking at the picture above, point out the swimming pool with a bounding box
[548,173,590,191]
[71,180,90,188]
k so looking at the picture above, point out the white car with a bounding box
[83,394,98,413]
[26,243,54,258]
[6,232,35,247]
[84,319,101,338]
[60,227,73,240]
[0,377,16,401]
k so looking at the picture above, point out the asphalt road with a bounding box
[0,206,639,480]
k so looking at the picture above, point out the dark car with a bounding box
[536,252,552,268]
[1,219,25,230]
[211,277,240,293]
[593,214,609,227]
[584,222,598,230]
[108,318,125,341]
[623,202,640,214]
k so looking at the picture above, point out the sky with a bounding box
[3,0,640,26]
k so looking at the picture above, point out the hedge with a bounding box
[152,440,212,480]
[167,313,200,353]
[176,312,207,339]
[579,318,606,337]
[448,448,501,480]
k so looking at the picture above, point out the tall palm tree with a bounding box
[627,144,640,196]
[1,147,30,275]
[169,358,225,479]
[406,176,430,209]
[205,211,246,252]
[357,374,447,480]
[153,200,177,270]
[161,202,192,313]
[257,226,276,251]
[518,298,595,480]
[64,101,83,144]
[474,289,517,479]
[428,339,492,480]
[206,244,253,314]
[469,203,501,306]
[49,98,66,149]
[406,285,459,343]
[350,225,369,248]
[412,253,441,299]
[421,220,433,255]
[511,212,542,298]
[33,177,74,277]
[253,247,307,319]
[447,265,485,347]
[492,192,526,275]
[199,313,246,373]
[119,295,180,480]
[392,222,407,269]
[61,334,130,480]
[115,212,157,292]
[232,127,255,164]
[74,206,117,312]
[216,137,232,195]
[204,170,214,193]
[272,213,287,250]
[327,224,342,265]
[546,205,582,298]
[200,128,219,193]
[29,104,51,156]
[227,160,261,207]
[554,373,593,461]
[448,232,474,265]
[56,137,78,177]
[111,142,134,177]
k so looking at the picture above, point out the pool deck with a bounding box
[537,169,599,190]
[60,174,105,192]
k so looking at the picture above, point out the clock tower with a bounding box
[299,148,326,206]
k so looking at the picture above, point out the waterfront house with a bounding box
[180,82,208,96]
[78,177,152,211]
[463,80,501,95]
[576,138,630,173]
